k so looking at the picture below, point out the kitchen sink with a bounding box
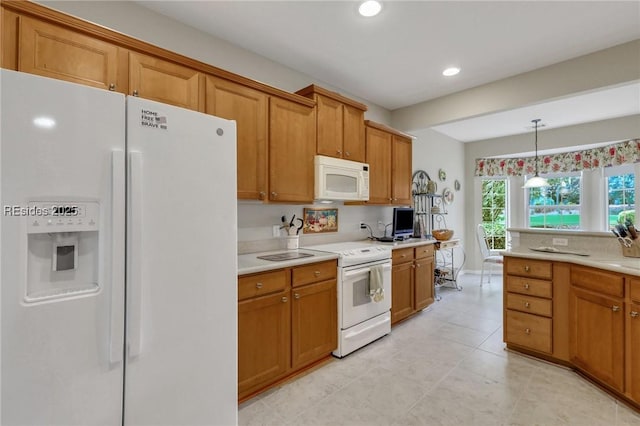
[257,252,314,262]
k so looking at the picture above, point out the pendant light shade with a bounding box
[523,119,549,189]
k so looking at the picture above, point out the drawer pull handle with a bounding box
[524,302,530,308]
[525,328,531,334]
[294,293,300,299]
[631,311,639,318]
[401,254,406,258]
[524,283,530,290]
[256,282,263,289]
[612,305,620,312]
[314,271,321,276]
[281,296,288,303]
[524,266,530,272]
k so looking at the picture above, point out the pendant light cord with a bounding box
[532,118,541,177]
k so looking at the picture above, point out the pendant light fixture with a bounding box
[522,119,549,189]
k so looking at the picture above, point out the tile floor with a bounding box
[238,274,640,426]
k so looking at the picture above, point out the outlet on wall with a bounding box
[552,237,568,246]
[272,225,281,238]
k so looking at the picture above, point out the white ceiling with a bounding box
[135,1,640,140]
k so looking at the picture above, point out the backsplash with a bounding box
[508,228,623,258]
[238,202,395,254]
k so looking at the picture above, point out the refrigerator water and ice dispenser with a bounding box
[25,200,100,303]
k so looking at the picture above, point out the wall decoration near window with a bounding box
[454,180,461,191]
[442,187,454,204]
[438,169,447,181]
[303,207,338,233]
[474,139,639,177]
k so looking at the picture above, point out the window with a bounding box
[606,165,635,229]
[481,179,507,249]
[527,174,581,229]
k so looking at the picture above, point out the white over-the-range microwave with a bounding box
[314,155,369,201]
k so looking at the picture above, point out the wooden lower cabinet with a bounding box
[238,290,290,396]
[391,244,435,324]
[569,286,624,392]
[627,299,640,402]
[391,260,414,324]
[291,280,337,369]
[238,260,337,400]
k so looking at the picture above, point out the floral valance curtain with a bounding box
[475,139,640,177]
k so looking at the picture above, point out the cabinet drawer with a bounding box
[631,277,640,303]
[506,293,552,317]
[238,270,288,301]
[506,258,552,280]
[415,244,434,259]
[571,265,623,298]
[393,247,414,264]
[506,310,552,354]
[292,260,337,288]
[506,276,553,298]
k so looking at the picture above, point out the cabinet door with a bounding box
[269,97,315,203]
[238,291,290,397]
[342,105,365,162]
[414,255,434,311]
[627,301,640,403]
[365,126,392,204]
[206,76,268,200]
[291,280,337,369]
[392,135,412,205]
[315,94,344,159]
[569,287,624,392]
[129,52,202,111]
[18,16,123,91]
[391,262,414,324]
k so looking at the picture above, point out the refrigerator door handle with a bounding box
[127,151,143,358]
[109,151,126,364]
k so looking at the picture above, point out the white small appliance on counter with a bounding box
[305,241,392,357]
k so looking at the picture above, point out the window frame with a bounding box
[604,164,636,230]
[480,177,509,250]
[524,171,583,230]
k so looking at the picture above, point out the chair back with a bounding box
[476,224,492,260]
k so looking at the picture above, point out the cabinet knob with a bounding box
[314,271,321,276]
[401,254,406,258]
[524,265,530,272]
[271,191,277,198]
[294,293,300,299]
[255,282,263,289]
[259,191,266,199]
[525,328,531,334]
[612,305,620,312]
[336,149,342,155]
[631,311,639,318]
[108,83,116,91]
[132,90,139,97]
[281,296,288,303]
[345,151,350,157]
[415,263,421,268]
[524,283,530,290]
[524,302,530,308]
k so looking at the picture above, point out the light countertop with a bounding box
[361,237,438,249]
[238,249,339,276]
[502,248,640,276]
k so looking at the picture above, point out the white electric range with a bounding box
[305,241,392,357]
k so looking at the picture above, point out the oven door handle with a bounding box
[343,262,391,278]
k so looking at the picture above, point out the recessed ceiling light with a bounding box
[359,1,382,17]
[442,67,461,77]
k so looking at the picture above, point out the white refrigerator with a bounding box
[1,69,238,425]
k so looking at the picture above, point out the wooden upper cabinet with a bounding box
[392,135,413,205]
[269,97,316,203]
[129,52,203,111]
[296,85,366,163]
[16,16,124,92]
[365,124,392,204]
[205,76,268,200]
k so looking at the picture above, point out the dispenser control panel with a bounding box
[26,201,99,233]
